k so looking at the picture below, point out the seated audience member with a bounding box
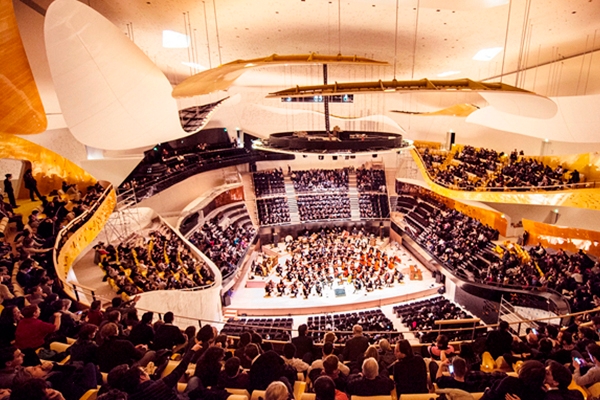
[378,339,396,372]
[9,377,63,400]
[550,331,576,365]
[248,350,296,393]
[346,357,394,397]
[68,324,98,365]
[292,324,314,363]
[15,305,61,366]
[97,323,154,373]
[241,343,260,370]
[309,342,350,377]
[480,360,546,400]
[573,343,600,388]
[233,332,251,360]
[264,381,290,400]
[391,339,428,395]
[282,343,309,373]
[86,300,104,326]
[429,334,455,360]
[194,346,225,388]
[218,356,249,390]
[128,312,154,347]
[153,312,186,351]
[309,354,348,393]
[15,359,98,400]
[0,305,22,347]
[545,360,584,400]
[314,375,348,400]
[341,325,369,365]
[436,356,477,392]
[115,339,204,400]
[0,346,24,389]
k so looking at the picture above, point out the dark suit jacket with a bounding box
[346,374,395,397]
[341,335,369,363]
[153,324,185,350]
[292,335,314,359]
[391,354,428,395]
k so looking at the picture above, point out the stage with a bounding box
[225,241,441,316]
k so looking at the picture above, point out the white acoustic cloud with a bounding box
[44,0,189,150]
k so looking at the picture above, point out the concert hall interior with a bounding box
[1,0,600,399]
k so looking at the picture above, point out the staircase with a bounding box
[284,176,301,224]
[348,170,361,221]
[241,173,260,226]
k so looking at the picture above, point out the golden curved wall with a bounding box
[410,148,600,211]
[0,133,96,196]
[522,219,600,258]
[55,188,116,298]
[396,180,507,235]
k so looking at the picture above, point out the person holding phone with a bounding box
[435,356,476,392]
[573,343,600,388]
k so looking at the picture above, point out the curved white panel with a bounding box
[466,94,600,143]
[44,0,187,150]
[478,91,558,119]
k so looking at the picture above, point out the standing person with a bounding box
[3,174,17,208]
[292,324,314,363]
[485,321,514,360]
[341,325,369,367]
[23,169,43,203]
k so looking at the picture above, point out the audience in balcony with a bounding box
[257,197,290,225]
[356,167,386,193]
[96,226,214,295]
[291,169,349,193]
[358,194,390,219]
[419,145,576,190]
[297,194,351,221]
[253,169,285,197]
[189,216,255,280]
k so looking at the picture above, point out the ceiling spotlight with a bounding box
[472,47,503,61]
[162,30,189,48]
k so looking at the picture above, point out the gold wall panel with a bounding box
[396,180,507,236]
[172,53,388,98]
[522,219,600,258]
[0,133,96,196]
[0,0,47,134]
[55,188,116,297]
[410,148,600,211]
[525,153,600,183]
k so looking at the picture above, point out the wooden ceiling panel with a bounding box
[0,0,47,134]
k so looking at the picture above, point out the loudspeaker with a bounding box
[222,294,231,306]
[435,273,444,284]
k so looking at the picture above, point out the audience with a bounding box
[297,194,351,222]
[291,169,349,193]
[189,216,255,280]
[257,197,291,225]
[419,145,577,190]
[253,169,285,197]
[96,225,215,295]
